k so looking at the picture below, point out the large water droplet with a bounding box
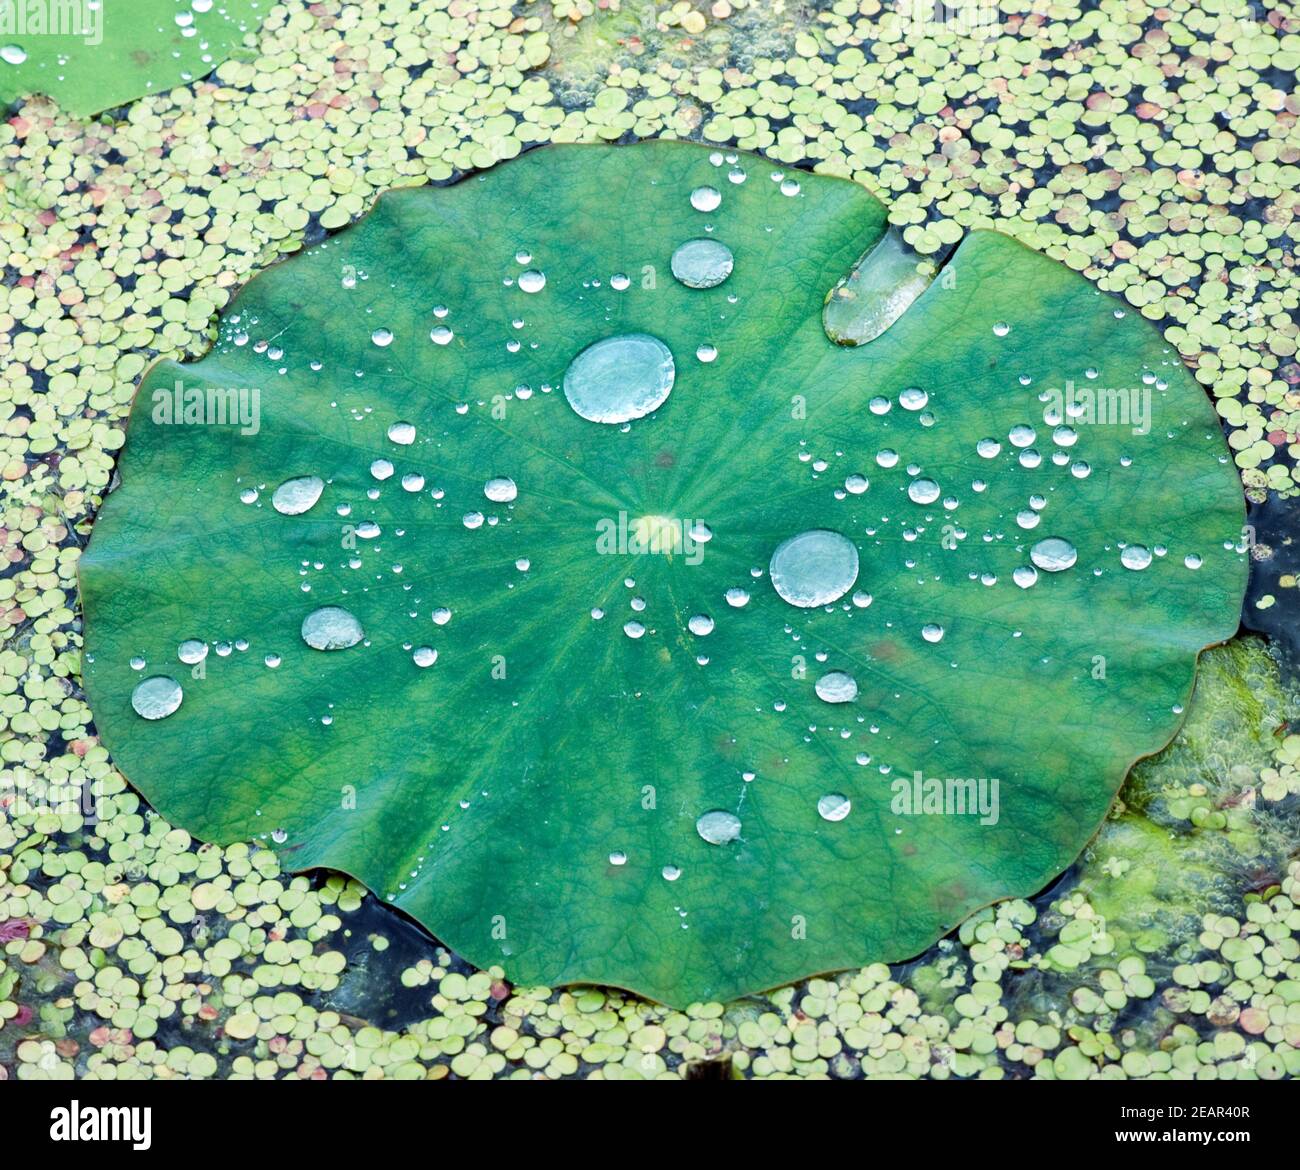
[690,186,721,212]
[484,476,517,503]
[769,530,859,608]
[563,333,675,424]
[177,639,208,664]
[518,269,546,294]
[1030,537,1078,572]
[671,239,734,288]
[388,421,416,445]
[907,478,940,505]
[696,810,741,845]
[814,671,858,703]
[1120,544,1152,570]
[688,614,714,636]
[132,676,183,720]
[301,606,364,650]
[1,45,28,65]
[817,793,852,822]
[272,475,324,516]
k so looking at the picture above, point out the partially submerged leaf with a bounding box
[0,0,266,117]
[80,142,1247,1006]
[823,225,946,346]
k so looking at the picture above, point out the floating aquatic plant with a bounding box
[80,141,1247,1005]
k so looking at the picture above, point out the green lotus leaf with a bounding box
[80,141,1247,1006]
[0,0,265,117]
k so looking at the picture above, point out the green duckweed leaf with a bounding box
[0,0,265,117]
[81,141,1247,1006]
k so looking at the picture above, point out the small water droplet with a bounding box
[430,325,454,345]
[177,639,208,664]
[817,793,852,822]
[1030,537,1077,572]
[1,45,28,65]
[696,810,741,845]
[484,476,517,503]
[623,620,645,639]
[921,623,945,643]
[609,850,627,866]
[814,671,858,703]
[688,614,714,636]
[690,185,721,212]
[371,327,393,347]
[1120,544,1152,570]
[272,475,324,516]
[412,646,438,667]
[1013,565,1039,589]
[370,459,394,480]
[388,421,416,445]
[899,386,928,411]
[301,606,364,651]
[670,239,734,288]
[662,865,681,881]
[908,478,940,505]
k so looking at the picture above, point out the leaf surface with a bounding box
[0,0,264,116]
[81,142,1247,1005]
